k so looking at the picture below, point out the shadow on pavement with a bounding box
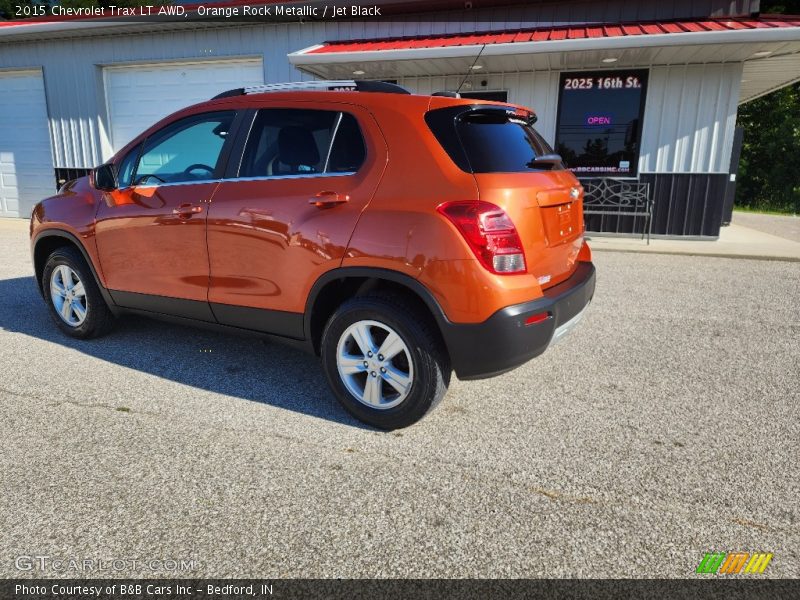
[0,275,367,429]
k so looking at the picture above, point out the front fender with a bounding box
[30,177,107,292]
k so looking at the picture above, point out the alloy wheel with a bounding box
[336,319,414,410]
[50,265,88,327]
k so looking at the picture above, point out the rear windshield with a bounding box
[426,106,556,173]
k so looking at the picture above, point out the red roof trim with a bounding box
[307,15,800,54]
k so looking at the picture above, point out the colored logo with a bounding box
[696,552,773,574]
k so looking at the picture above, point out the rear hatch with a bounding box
[425,104,584,287]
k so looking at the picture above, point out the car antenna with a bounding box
[456,44,487,95]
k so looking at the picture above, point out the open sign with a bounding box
[585,114,613,126]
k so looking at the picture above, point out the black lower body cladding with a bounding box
[440,262,596,380]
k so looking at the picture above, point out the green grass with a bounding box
[733,205,799,217]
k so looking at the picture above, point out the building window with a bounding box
[554,70,648,177]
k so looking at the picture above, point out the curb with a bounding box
[592,247,800,263]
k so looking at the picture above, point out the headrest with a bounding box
[278,126,319,168]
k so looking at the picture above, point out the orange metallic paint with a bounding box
[95,181,220,301]
[30,89,592,330]
[475,171,585,290]
[349,97,589,324]
[206,102,387,316]
[343,95,481,279]
[30,176,106,285]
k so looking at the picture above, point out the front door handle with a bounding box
[173,203,204,217]
[310,191,349,208]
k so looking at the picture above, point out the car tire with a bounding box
[321,292,450,429]
[42,246,115,339]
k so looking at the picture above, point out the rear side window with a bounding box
[426,106,555,173]
[327,114,366,173]
[239,109,366,178]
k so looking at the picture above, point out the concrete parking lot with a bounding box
[0,218,798,578]
[732,211,800,244]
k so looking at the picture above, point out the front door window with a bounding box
[133,111,234,185]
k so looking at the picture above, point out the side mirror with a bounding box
[93,163,117,192]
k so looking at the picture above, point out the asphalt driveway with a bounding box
[1,219,798,578]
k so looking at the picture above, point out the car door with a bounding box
[206,103,387,337]
[95,110,237,320]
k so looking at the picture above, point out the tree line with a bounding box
[736,2,800,214]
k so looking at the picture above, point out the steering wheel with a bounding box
[184,163,215,178]
[134,173,166,185]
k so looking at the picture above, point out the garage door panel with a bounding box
[105,59,263,151]
[2,171,18,189]
[0,157,20,215]
[0,70,54,218]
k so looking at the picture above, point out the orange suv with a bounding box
[30,80,595,429]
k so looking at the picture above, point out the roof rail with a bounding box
[212,80,410,100]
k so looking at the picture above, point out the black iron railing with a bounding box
[582,178,653,244]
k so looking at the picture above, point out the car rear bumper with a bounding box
[440,261,596,380]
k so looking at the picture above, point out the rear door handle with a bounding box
[310,191,349,208]
[173,203,204,216]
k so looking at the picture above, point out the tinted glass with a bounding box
[116,143,140,188]
[326,114,366,173]
[134,111,234,185]
[239,109,365,178]
[554,70,648,176]
[460,91,508,102]
[455,111,552,173]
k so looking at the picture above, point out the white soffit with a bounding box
[289,27,800,80]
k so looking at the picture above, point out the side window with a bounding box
[326,113,366,173]
[238,109,365,178]
[134,111,234,185]
[116,143,140,188]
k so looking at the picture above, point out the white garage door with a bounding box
[104,58,264,152]
[0,70,55,218]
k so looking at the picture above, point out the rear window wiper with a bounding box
[526,154,564,170]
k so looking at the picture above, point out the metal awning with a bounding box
[289,16,800,103]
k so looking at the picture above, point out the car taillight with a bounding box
[437,201,527,274]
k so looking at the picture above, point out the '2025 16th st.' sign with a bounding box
[555,70,649,177]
